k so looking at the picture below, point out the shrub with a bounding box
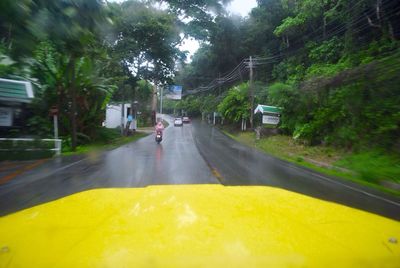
[336,151,400,183]
[92,127,120,143]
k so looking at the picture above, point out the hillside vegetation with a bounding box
[173,0,400,152]
[168,0,400,188]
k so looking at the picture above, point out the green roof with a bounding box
[254,104,282,114]
[0,78,34,103]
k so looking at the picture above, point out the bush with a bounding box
[267,82,298,134]
[61,136,72,152]
[26,116,53,138]
[0,139,54,161]
[137,111,153,127]
[268,52,400,150]
[92,127,120,143]
[336,151,400,183]
[218,83,250,124]
[305,60,351,78]
[308,37,344,63]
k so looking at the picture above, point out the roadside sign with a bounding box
[49,106,59,116]
[0,107,12,126]
[254,104,281,115]
[255,104,281,126]
[166,85,182,100]
[262,115,280,125]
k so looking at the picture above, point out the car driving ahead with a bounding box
[174,117,183,126]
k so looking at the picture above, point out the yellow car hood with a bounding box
[0,185,399,267]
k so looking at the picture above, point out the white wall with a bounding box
[105,104,131,129]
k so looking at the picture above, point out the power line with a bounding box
[252,0,399,62]
[183,0,400,96]
[184,60,249,95]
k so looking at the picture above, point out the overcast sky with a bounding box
[180,0,257,60]
[227,0,257,17]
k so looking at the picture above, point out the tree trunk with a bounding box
[131,86,136,117]
[366,13,381,28]
[365,0,382,29]
[69,56,78,151]
[388,21,395,40]
[7,24,13,49]
[130,86,136,133]
[151,83,157,126]
[376,0,382,21]
[121,85,125,136]
[249,56,254,129]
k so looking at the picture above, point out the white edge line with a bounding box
[0,158,87,195]
[6,158,87,188]
[49,158,87,174]
[283,162,400,207]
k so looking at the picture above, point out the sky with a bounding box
[109,0,258,60]
[180,0,257,60]
[227,0,257,17]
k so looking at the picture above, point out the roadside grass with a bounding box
[0,128,149,161]
[62,132,148,156]
[336,152,400,184]
[224,131,400,196]
[0,139,54,161]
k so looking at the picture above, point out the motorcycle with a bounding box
[155,131,163,144]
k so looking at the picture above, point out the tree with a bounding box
[0,1,117,148]
[218,83,250,128]
[176,0,400,151]
[24,0,111,150]
[31,41,115,142]
[161,0,232,40]
[107,1,185,127]
[110,1,183,83]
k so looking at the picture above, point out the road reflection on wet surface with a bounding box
[0,116,399,219]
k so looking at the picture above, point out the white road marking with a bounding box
[283,162,400,207]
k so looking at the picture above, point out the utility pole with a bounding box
[159,86,164,118]
[130,85,136,133]
[249,56,254,129]
[151,83,157,125]
[121,85,125,135]
[50,106,59,155]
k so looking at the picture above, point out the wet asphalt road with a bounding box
[0,115,399,219]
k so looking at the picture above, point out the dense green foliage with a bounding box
[2,0,400,155]
[177,0,400,152]
[0,140,54,160]
[1,0,226,150]
[1,0,118,149]
[336,150,400,183]
[218,83,250,123]
[269,52,400,150]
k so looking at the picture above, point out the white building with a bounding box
[104,103,133,129]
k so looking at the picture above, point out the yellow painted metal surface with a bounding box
[0,185,399,268]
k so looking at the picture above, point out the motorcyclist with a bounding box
[155,119,164,135]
